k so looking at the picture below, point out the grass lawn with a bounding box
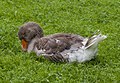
[0,0,120,82]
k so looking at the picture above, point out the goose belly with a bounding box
[67,48,98,62]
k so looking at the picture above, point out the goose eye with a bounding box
[24,34,27,37]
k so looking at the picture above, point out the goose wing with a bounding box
[43,43,84,62]
[35,34,84,62]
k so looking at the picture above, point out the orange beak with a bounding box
[21,39,28,51]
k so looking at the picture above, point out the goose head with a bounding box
[18,22,44,51]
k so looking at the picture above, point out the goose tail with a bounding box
[83,32,107,49]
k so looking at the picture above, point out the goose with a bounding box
[18,22,107,63]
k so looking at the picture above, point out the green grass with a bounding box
[0,0,120,82]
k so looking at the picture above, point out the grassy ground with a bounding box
[0,0,120,82]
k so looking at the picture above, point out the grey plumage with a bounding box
[18,22,43,42]
[34,34,107,62]
[18,22,107,63]
[34,35,84,62]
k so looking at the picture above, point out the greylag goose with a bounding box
[18,22,107,63]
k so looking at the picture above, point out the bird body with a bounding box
[27,33,106,63]
[18,22,107,63]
